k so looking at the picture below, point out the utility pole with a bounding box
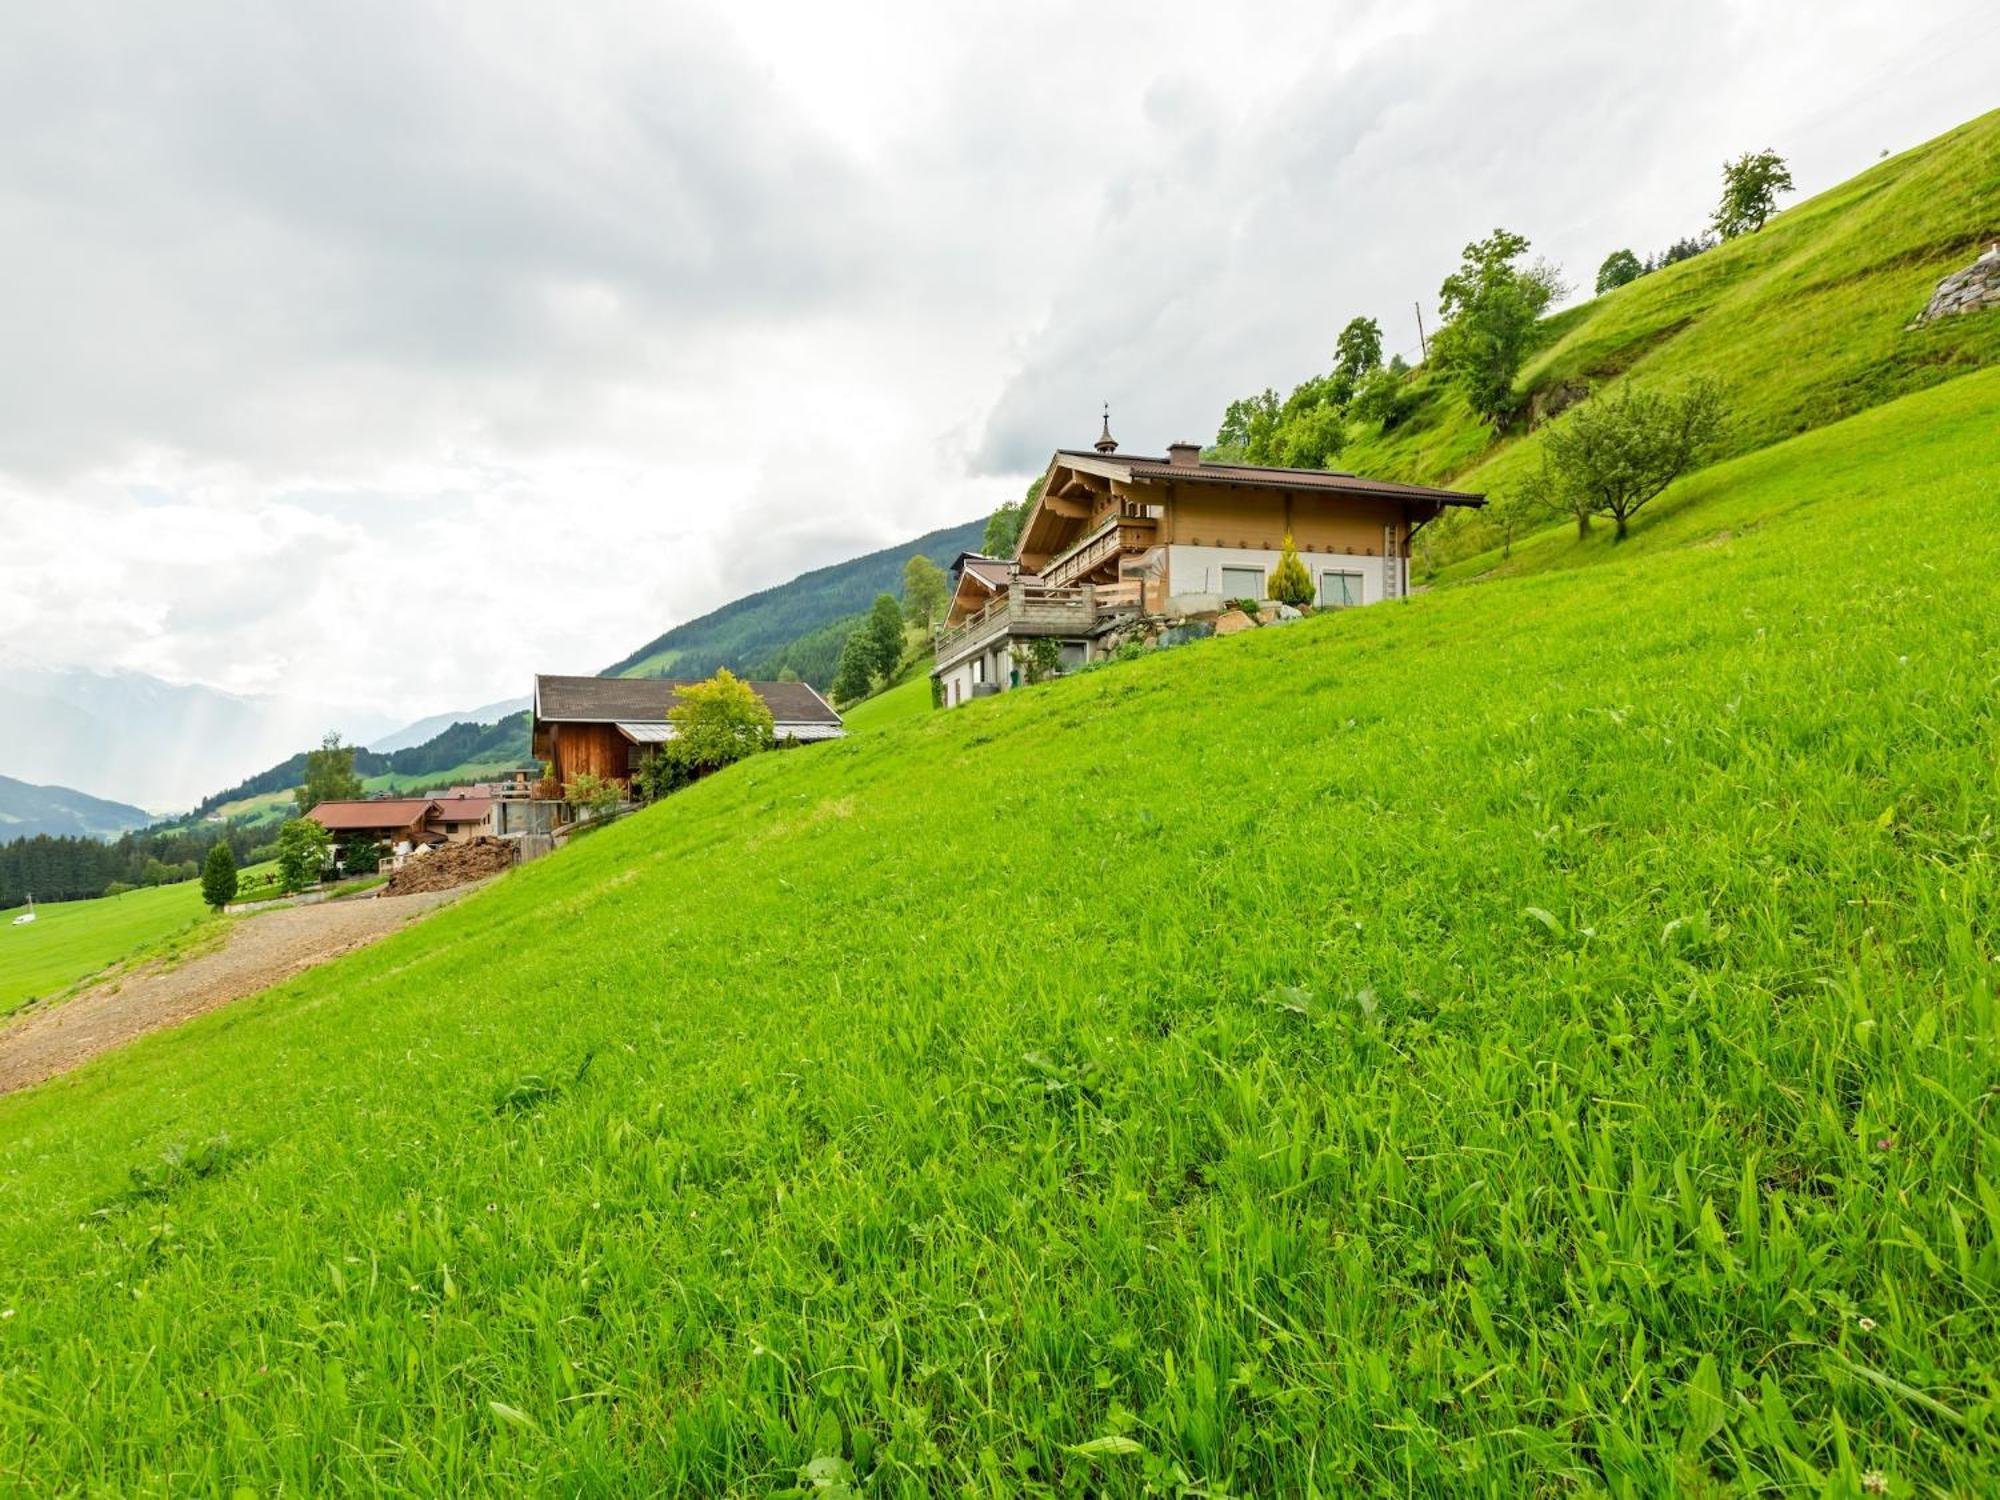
[1413,301,1429,363]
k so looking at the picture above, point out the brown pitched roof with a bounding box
[1052,449,1485,507]
[432,796,493,824]
[307,798,439,831]
[533,674,841,726]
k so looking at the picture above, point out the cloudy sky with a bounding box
[1,0,1992,725]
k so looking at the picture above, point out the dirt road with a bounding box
[0,888,472,1095]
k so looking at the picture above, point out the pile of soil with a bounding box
[383,837,516,896]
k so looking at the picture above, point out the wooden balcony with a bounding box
[1040,514,1158,589]
[933,580,1145,665]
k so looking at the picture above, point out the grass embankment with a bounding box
[838,675,931,733]
[1343,109,2000,549]
[1,373,1997,1492]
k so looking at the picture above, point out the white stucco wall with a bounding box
[1164,544,1399,605]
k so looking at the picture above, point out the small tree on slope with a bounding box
[200,842,238,910]
[1268,534,1314,606]
[276,817,331,893]
[668,669,775,773]
[1712,149,1794,238]
[1531,379,1728,540]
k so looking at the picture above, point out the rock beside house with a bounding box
[1910,242,2000,326]
[383,836,516,896]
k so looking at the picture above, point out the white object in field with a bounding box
[10,896,35,925]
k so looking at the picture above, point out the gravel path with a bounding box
[0,887,473,1096]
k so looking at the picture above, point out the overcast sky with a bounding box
[1,0,1992,724]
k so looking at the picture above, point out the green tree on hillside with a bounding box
[862,592,907,682]
[1268,534,1314,606]
[276,817,330,893]
[1333,316,1384,383]
[829,629,876,706]
[294,732,365,815]
[981,476,1042,559]
[902,555,948,630]
[1431,229,1566,428]
[1712,149,1794,238]
[1350,364,1418,432]
[1530,378,1728,539]
[667,669,775,773]
[1595,249,1642,293]
[1215,389,1282,461]
[200,842,238,910]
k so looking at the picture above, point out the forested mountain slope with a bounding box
[605,516,985,683]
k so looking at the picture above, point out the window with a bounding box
[1060,641,1087,671]
[971,657,985,685]
[1321,570,1365,607]
[1220,565,1265,599]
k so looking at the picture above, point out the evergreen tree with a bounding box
[1268,534,1314,606]
[201,842,239,909]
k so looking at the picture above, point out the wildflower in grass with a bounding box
[1,1308,13,1320]
[1861,1473,1889,1495]
[1858,1316,1877,1332]
[486,1202,498,1213]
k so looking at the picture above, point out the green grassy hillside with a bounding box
[1342,109,2000,551]
[2,368,1995,1493]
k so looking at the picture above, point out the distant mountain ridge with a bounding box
[605,516,986,684]
[0,663,399,811]
[0,774,151,844]
[369,697,530,754]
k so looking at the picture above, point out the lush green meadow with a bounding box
[0,879,214,1016]
[0,369,1994,1493]
[839,675,933,734]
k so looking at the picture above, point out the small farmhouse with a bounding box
[306,798,449,850]
[933,418,1484,704]
[530,674,843,793]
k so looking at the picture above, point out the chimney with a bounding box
[1166,441,1201,469]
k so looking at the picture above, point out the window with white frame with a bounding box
[1219,565,1265,599]
[1320,570,1365,607]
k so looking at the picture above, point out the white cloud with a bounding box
[0,0,1992,727]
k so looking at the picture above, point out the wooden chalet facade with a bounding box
[531,673,844,792]
[933,421,1483,705]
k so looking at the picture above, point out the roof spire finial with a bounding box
[1094,402,1118,454]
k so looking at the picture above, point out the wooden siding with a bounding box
[548,722,635,786]
[1160,482,1406,556]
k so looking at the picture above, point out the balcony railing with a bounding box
[1040,514,1158,589]
[933,579,1146,663]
